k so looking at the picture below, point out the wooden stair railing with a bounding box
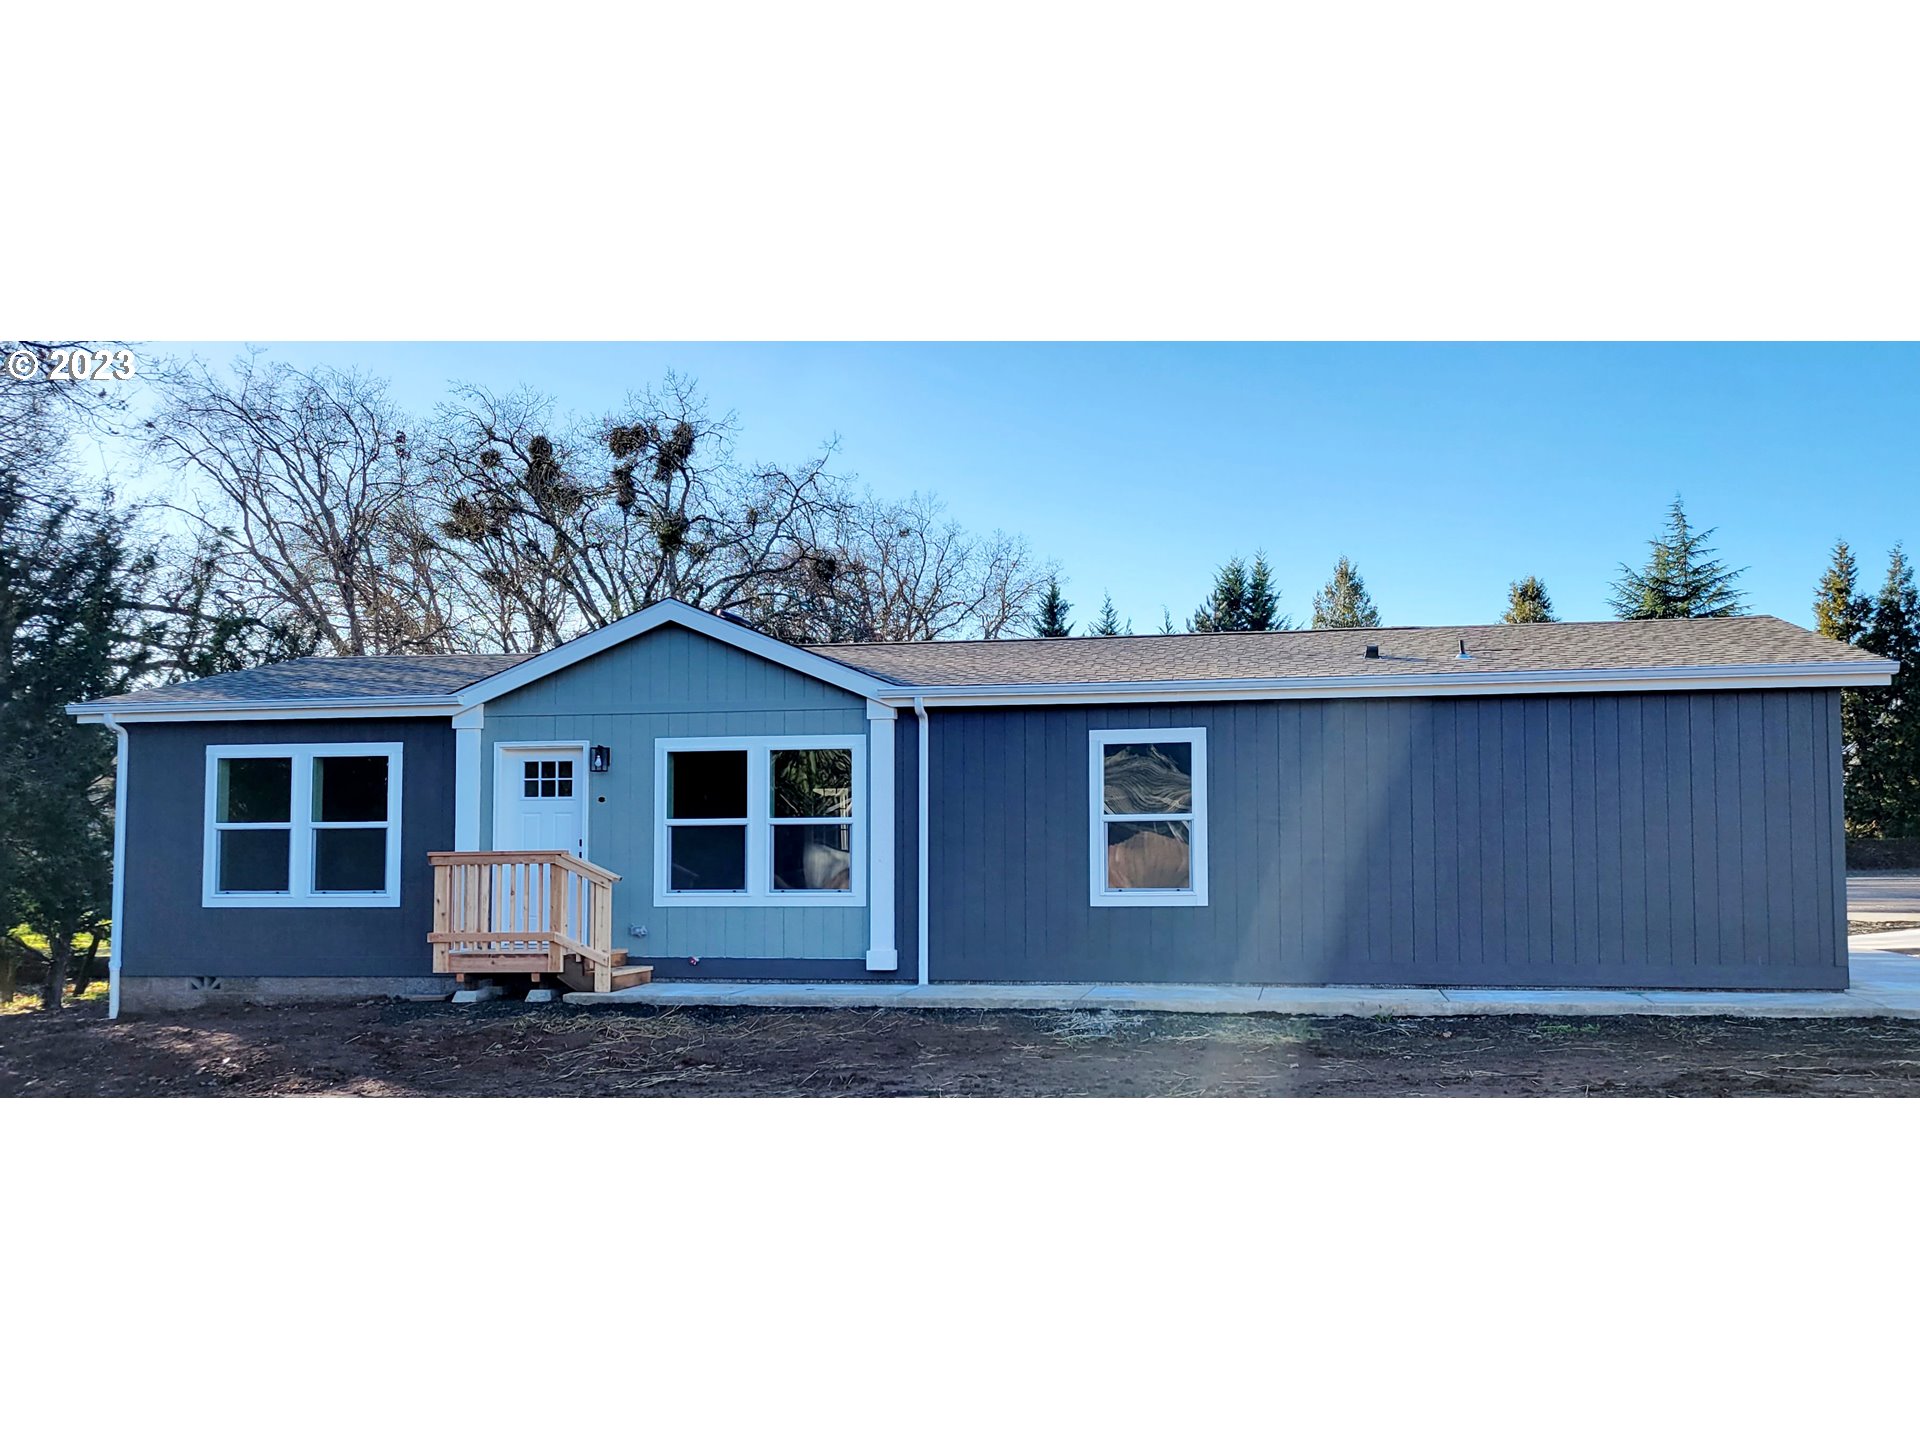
[427,851,648,990]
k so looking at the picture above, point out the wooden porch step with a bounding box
[557,949,652,994]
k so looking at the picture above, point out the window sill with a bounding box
[1090,890,1209,908]
[203,893,403,909]
[653,891,866,909]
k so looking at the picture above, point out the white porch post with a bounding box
[453,705,485,850]
[865,699,899,972]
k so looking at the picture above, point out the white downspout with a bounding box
[102,713,129,1020]
[914,696,929,986]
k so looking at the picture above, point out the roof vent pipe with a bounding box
[1457,637,1470,658]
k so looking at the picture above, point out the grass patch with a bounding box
[2,981,108,1016]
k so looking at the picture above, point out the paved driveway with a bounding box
[1848,872,1920,922]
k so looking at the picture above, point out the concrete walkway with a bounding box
[563,951,1920,1020]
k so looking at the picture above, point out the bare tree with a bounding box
[777,491,1047,642]
[142,353,454,655]
[420,373,851,646]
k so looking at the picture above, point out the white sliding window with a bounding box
[1088,727,1209,907]
[203,742,404,908]
[654,734,865,907]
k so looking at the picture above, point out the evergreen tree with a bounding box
[1311,555,1381,629]
[1191,557,1249,632]
[1,460,144,1008]
[1502,575,1556,623]
[1243,551,1283,631]
[1158,606,1175,635]
[1813,539,1872,643]
[1853,545,1920,837]
[1090,592,1128,637]
[1608,496,1748,619]
[1031,576,1072,637]
[1816,540,1878,829]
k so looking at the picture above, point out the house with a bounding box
[69,600,1896,1013]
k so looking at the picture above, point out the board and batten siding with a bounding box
[479,621,904,979]
[119,718,455,977]
[927,690,1848,990]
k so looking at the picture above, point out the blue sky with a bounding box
[136,342,1917,633]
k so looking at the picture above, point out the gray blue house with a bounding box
[70,600,1895,1012]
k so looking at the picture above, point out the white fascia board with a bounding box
[454,597,889,706]
[879,660,1898,707]
[67,698,467,723]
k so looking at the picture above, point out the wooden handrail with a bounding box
[428,850,622,885]
[427,850,623,976]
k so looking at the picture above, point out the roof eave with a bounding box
[875,660,1899,706]
[67,696,470,723]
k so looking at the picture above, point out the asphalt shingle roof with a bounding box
[807,616,1879,687]
[94,652,532,708]
[83,615,1880,710]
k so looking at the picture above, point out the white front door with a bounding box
[496,748,586,857]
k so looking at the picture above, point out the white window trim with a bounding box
[653,734,867,908]
[1088,726,1209,908]
[202,742,404,909]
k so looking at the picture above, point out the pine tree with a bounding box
[1311,556,1381,629]
[1243,551,1283,631]
[1090,592,1127,637]
[1158,606,1175,635]
[1031,576,1072,637]
[1608,496,1748,619]
[1,461,143,1009]
[1813,539,1872,643]
[1853,545,1920,837]
[1815,540,1878,829]
[1502,575,1556,624]
[1191,557,1249,632]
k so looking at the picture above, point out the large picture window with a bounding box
[1088,727,1208,907]
[655,735,865,906]
[204,743,404,907]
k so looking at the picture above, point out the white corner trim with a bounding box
[866,705,898,969]
[103,713,128,1020]
[1088,727,1210,909]
[652,733,868,909]
[454,598,889,707]
[202,741,405,909]
[915,697,930,985]
[452,705,484,851]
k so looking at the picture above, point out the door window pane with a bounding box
[1106,820,1191,890]
[313,754,388,822]
[772,749,853,818]
[773,824,853,890]
[218,828,291,892]
[314,829,387,892]
[218,757,292,823]
[1102,742,1192,815]
[669,825,748,891]
[669,750,748,819]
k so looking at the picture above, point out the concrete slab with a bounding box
[555,970,1920,1021]
[451,985,506,1004]
[1846,928,1920,952]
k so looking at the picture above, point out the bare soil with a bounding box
[7,993,1920,1096]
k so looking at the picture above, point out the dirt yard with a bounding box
[7,993,1920,1096]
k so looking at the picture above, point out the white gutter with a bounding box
[914,696,929,987]
[101,713,129,1020]
[875,659,1898,708]
[67,696,467,724]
